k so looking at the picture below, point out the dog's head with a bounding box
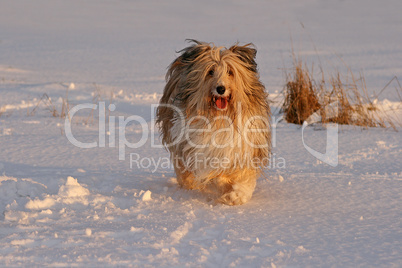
[166,40,265,116]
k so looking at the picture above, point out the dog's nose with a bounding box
[216,86,226,95]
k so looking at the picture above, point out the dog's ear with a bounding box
[167,40,210,78]
[179,39,211,64]
[229,43,257,72]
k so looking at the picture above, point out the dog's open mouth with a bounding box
[213,95,230,110]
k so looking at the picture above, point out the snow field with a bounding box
[1,0,402,266]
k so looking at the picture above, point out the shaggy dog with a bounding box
[156,40,271,205]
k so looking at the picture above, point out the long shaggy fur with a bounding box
[156,40,271,205]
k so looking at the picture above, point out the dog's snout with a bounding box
[216,86,226,95]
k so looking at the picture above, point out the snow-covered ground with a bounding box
[1,0,401,266]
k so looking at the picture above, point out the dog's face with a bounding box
[170,40,261,116]
[207,61,234,111]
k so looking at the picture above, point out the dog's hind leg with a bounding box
[217,169,258,205]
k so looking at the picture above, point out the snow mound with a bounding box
[58,176,90,198]
[25,197,56,210]
[0,176,48,216]
[25,176,91,210]
[170,222,192,245]
[140,190,152,201]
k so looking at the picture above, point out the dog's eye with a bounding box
[228,70,233,76]
[208,70,214,76]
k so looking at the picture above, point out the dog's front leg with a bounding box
[216,169,257,205]
[174,161,199,190]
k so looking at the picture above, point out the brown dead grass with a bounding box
[282,61,320,124]
[30,91,69,119]
[282,56,396,130]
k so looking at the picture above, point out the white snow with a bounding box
[85,228,92,237]
[0,0,401,267]
[140,190,152,201]
[58,176,90,198]
[25,197,56,210]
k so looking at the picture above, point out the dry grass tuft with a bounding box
[282,55,397,130]
[30,90,70,119]
[30,93,60,117]
[282,61,320,124]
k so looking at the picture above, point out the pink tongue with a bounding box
[215,97,227,109]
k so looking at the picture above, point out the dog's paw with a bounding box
[218,185,253,206]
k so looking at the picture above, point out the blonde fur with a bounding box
[156,40,271,205]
